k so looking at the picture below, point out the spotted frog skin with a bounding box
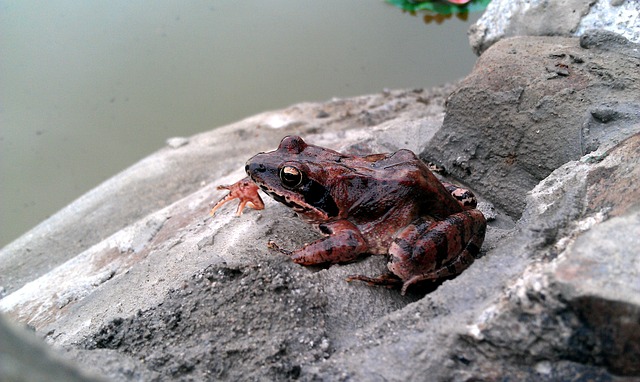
[211,136,486,294]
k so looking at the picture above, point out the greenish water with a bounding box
[0,0,480,248]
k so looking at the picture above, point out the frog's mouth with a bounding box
[265,188,311,213]
[257,184,332,222]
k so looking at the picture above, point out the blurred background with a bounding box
[0,0,481,248]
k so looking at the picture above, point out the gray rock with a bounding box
[455,133,640,380]
[576,0,640,47]
[423,31,640,218]
[470,0,640,55]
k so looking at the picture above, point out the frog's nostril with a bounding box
[247,162,266,174]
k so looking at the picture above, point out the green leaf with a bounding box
[385,0,491,15]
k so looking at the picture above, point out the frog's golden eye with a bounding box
[279,165,303,188]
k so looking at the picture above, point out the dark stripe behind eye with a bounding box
[302,180,339,217]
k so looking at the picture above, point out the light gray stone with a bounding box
[470,0,640,55]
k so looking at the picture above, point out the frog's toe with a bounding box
[400,275,424,295]
[267,240,292,256]
[346,273,403,289]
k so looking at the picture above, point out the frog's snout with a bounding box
[246,161,267,175]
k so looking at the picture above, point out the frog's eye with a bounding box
[279,166,303,188]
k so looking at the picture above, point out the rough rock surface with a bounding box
[452,133,640,380]
[1,32,639,382]
[424,30,640,218]
[469,0,640,55]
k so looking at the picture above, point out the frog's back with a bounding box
[370,149,466,218]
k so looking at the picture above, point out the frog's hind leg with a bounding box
[389,210,486,295]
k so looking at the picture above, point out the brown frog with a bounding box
[211,135,486,294]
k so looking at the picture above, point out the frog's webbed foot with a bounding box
[210,177,265,216]
[346,273,404,290]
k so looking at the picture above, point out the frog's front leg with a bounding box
[269,220,368,265]
[210,177,265,216]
